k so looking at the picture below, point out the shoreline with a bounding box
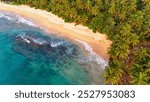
[0,2,111,61]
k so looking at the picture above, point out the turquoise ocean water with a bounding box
[0,11,106,85]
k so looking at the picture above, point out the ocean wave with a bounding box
[17,34,30,44]
[17,16,38,27]
[75,39,108,69]
[0,14,12,20]
[17,34,47,45]
[51,41,64,47]
[16,32,68,46]
[0,12,38,27]
[32,38,47,45]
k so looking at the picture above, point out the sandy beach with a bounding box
[0,2,111,61]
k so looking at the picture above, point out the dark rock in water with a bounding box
[12,31,79,63]
[15,34,52,51]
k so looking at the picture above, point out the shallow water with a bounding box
[0,11,105,85]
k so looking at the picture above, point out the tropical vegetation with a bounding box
[1,0,150,84]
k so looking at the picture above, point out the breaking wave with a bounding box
[0,12,38,27]
[16,33,47,45]
[75,39,108,69]
[17,34,30,44]
[0,14,12,20]
[17,16,38,27]
[51,41,64,47]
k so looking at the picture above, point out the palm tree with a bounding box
[91,6,99,16]
[104,61,123,85]
[104,67,119,85]
[130,72,149,85]
[130,33,140,47]
[115,43,129,60]
[135,47,149,60]
[75,0,83,10]
[108,40,129,60]
[84,0,92,12]
[68,8,77,19]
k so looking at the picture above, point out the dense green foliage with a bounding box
[1,0,150,84]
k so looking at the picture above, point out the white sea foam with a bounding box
[0,14,12,20]
[17,35,30,44]
[21,34,47,45]
[17,17,38,27]
[75,39,108,69]
[51,41,64,47]
[32,38,47,45]
[0,12,38,27]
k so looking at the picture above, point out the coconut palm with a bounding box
[91,6,99,16]
[104,67,119,85]
[130,33,140,47]
[135,47,149,60]
[115,43,129,60]
[130,72,149,85]
[104,60,124,85]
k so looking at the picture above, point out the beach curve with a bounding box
[0,2,111,61]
